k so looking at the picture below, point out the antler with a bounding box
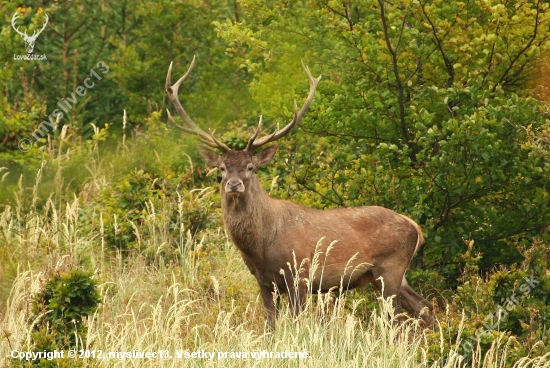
[165,56,230,152]
[11,12,48,39]
[11,12,27,38]
[245,61,321,152]
[32,13,48,38]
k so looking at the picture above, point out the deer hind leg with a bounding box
[399,276,433,327]
[372,270,407,324]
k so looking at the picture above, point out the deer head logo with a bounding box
[11,11,48,54]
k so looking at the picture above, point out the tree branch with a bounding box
[378,0,412,146]
[420,0,456,87]
[493,0,542,92]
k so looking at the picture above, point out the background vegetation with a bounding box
[1,0,549,366]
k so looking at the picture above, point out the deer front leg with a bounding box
[260,285,279,330]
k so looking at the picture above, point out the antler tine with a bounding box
[11,12,26,37]
[207,128,231,151]
[165,109,198,134]
[165,57,230,152]
[32,13,48,37]
[247,61,321,152]
[245,115,263,151]
[166,109,228,149]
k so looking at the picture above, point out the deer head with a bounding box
[11,11,49,54]
[165,56,321,198]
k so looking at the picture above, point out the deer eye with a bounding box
[219,166,226,173]
[247,164,254,172]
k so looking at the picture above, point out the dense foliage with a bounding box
[214,0,550,279]
[4,0,548,276]
[1,0,549,365]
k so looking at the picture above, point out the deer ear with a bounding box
[254,145,278,167]
[197,145,222,166]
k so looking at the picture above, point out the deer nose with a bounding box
[227,180,244,193]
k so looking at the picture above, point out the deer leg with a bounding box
[260,286,280,330]
[400,277,433,327]
[373,273,406,323]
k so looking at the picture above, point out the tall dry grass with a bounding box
[1,145,549,367]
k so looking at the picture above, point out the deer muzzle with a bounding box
[225,179,245,194]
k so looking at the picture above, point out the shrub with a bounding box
[426,237,550,365]
[31,269,101,349]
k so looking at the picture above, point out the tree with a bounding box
[215,0,550,280]
[0,0,254,164]
[107,0,255,131]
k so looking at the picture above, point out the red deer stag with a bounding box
[165,57,433,329]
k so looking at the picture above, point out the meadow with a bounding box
[0,129,548,367]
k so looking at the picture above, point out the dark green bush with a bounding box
[11,270,100,367]
[426,237,550,365]
[31,269,101,349]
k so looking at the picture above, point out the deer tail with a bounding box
[400,214,425,255]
